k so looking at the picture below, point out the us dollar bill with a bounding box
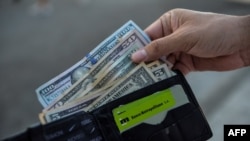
[66,36,148,102]
[41,79,120,123]
[150,64,171,81]
[146,60,160,70]
[39,61,165,123]
[43,93,99,123]
[87,63,158,111]
[44,30,149,111]
[36,20,150,108]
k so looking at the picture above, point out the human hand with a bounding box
[132,9,250,74]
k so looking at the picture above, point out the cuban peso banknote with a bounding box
[36,20,150,108]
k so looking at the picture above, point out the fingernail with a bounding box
[131,49,147,62]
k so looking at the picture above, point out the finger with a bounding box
[145,12,173,40]
[166,52,182,68]
[166,54,176,65]
[131,48,148,63]
[171,53,194,75]
[132,9,193,63]
[173,62,191,75]
[131,32,186,63]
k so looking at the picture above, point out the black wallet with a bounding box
[2,71,213,141]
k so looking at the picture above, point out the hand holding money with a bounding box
[131,9,250,74]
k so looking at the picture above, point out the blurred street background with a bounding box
[0,0,250,140]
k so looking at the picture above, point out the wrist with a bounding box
[239,15,250,66]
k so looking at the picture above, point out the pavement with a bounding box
[0,0,250,140]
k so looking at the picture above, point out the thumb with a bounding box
[131,33,185,63]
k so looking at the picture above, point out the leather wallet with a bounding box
[2,71,213,141]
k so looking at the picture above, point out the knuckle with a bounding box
[169,8,184,14]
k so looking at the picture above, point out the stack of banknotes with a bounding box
[37,20,175,124]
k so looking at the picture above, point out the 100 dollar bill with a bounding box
[44,30,149,111]
[42,63,156,123]
[36,21,150,107]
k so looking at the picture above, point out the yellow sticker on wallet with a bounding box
[112,89,176,133]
